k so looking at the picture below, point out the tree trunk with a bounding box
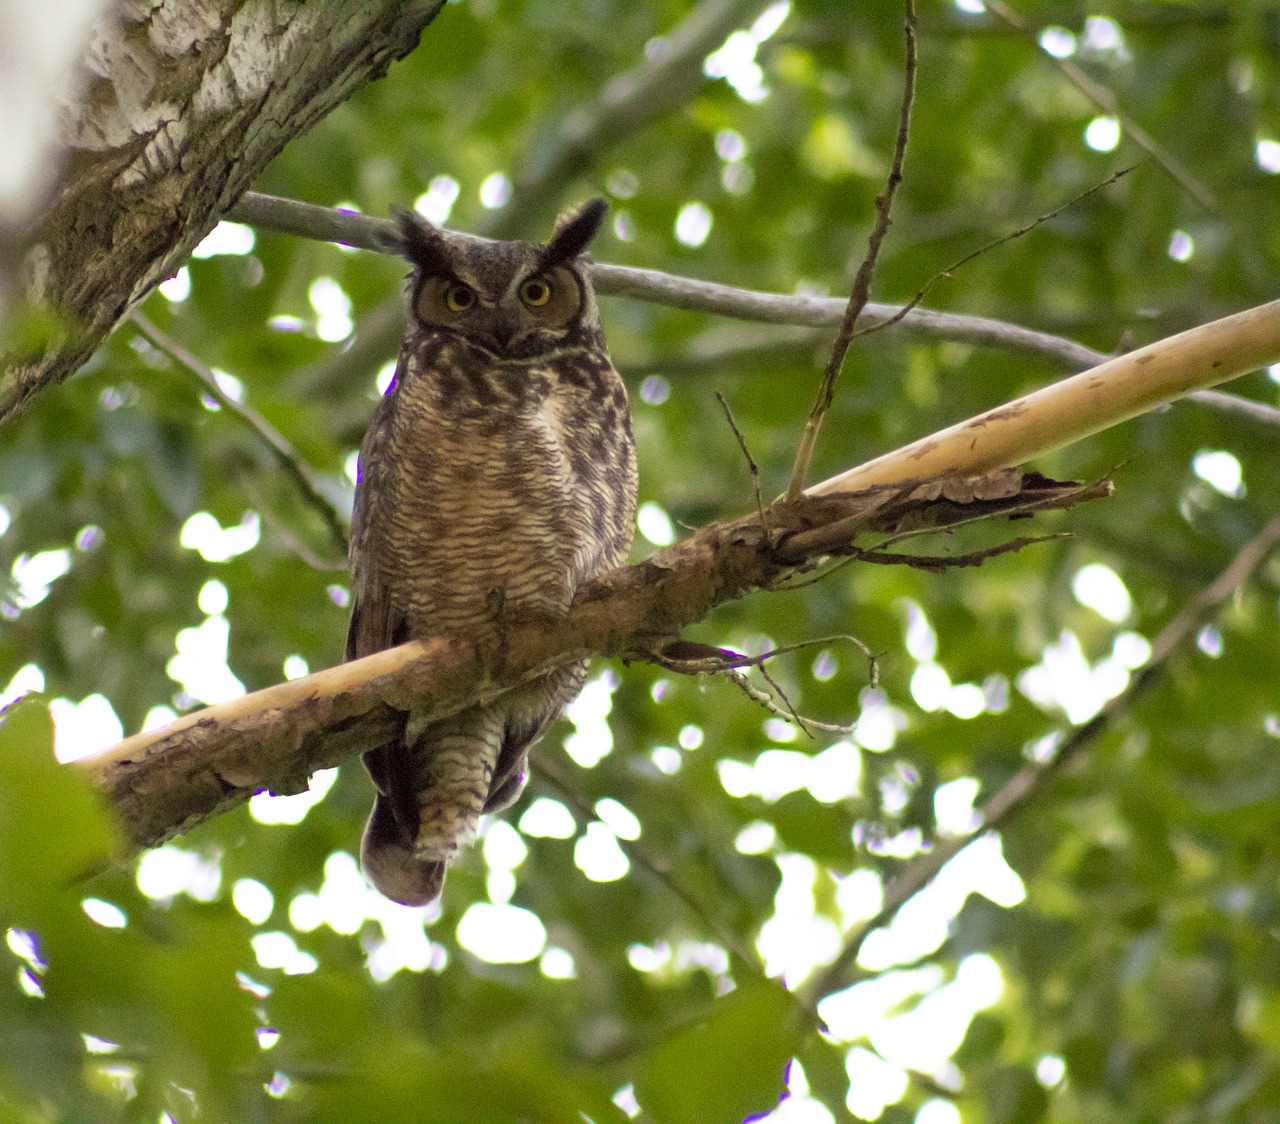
[0,0,445,424]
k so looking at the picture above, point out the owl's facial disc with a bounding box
[513,265,582,328]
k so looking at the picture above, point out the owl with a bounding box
[346,199,637,906]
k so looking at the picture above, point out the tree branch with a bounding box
[130,312,349,560]
[84,473,1103,851]
[229,191,1107,370]
[228,191,1280,433]
[813,297,1280,495]
[787,0,917,500]
[78,297,1280,849]
[287,0,764,401]
[805,510,1280,1006]
[493,0,769,239]
[984,0,1220,214]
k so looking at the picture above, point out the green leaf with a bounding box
[0,699,118,928]
[635,979,798,1124]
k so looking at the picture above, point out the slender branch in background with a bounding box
[129,312,350,560]
[805,512,1280,1008]
[492,0,768,238]
[538,751,847,1040]
[1186,388,1280,429]
[225,192,1280,431]
[786,0,917,501]
[857,165,1136,345]
[533,756,764,974]
[984,0,1220,214]
[231,185,1101,364]
[590,260,1102,367]
[227,194,392,251]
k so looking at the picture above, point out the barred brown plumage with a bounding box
[346,200,637,905]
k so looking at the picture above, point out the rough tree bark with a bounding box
[0,0,446,424]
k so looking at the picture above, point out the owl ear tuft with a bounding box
[538,198,608,270]
[380,209,458,278]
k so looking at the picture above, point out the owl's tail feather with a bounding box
[358,713,503,906]
[361,794,447,907]
[407,724,500,858]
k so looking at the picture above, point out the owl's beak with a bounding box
[486,308,522,349]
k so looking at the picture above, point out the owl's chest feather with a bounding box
[368,362,619,630]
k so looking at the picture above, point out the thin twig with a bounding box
[247,484,350,573]
[781,474,1114,563]
[805,512,1280,1007]
[854,533,1070,573]
[724,666,856,737]
[715,391,767,530]
[856,166,1135,345]
[984,0,1219,214]
[130,312,349,559]
[648,633,876,736]
[531,755,763,973]
[756,661,814,738]
[648,634,876,679]
[787,0,917,500]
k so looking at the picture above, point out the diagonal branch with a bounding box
[984,0,1219,214]
[288,0,766,401]
[84,474,1103,852]
[130,313,349,560]
[805,511,1280,1007]
[493,0,769,239]
[533,756,764,974]
[812,297,1280,495]
[787,0,917,500]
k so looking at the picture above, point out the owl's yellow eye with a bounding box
[444,283,475,312]
[519,276,553,307]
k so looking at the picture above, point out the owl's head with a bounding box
[383,199,608,356]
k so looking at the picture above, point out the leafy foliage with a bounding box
[3,2,1280,1121]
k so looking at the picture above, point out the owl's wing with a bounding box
[344,376,415,821]
[345,364,408,655]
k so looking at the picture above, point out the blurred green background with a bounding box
[3,2,1280,1120]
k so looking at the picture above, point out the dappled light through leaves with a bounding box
[5,1,1280,1120]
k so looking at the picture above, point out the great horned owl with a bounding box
[347,199,637,906]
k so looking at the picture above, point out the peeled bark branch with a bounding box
[83,472,1104,850]
[815,297,1280,494]
[79,295,1280,851]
